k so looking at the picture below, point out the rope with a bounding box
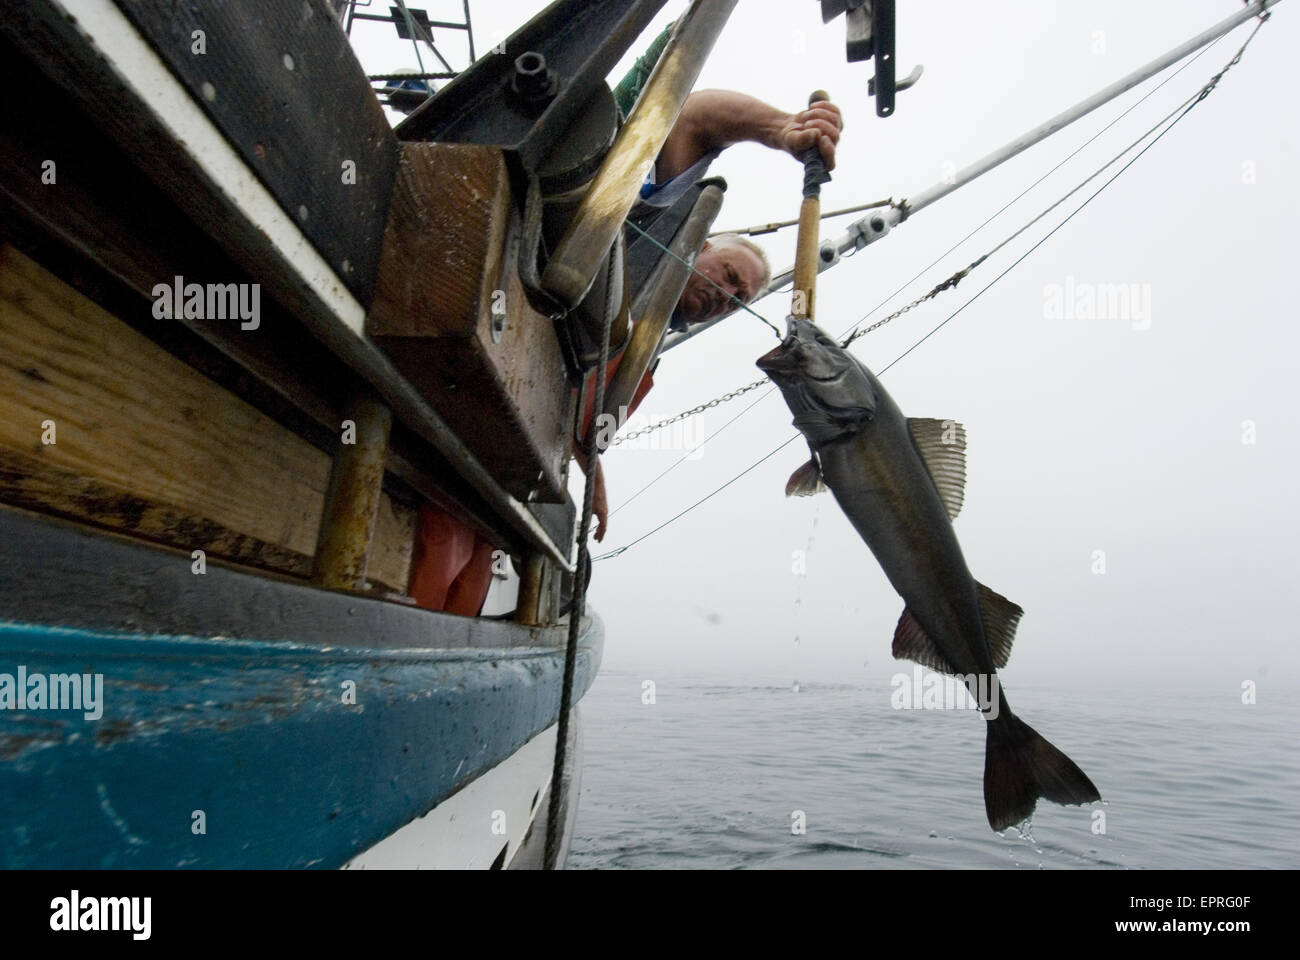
[595,16,1268,561]
[544,246,616,869]
[623,219,782,337]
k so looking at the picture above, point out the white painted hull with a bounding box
[343,708,583,870]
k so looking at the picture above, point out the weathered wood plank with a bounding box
[0,244,413,591]
[0,448,314,578]
[0,54,522,561]
[0,10,572,568]
[367,143,572,502]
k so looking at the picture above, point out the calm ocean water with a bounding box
[568,670,1300,869]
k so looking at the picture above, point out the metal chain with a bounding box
[840,265,974,346]
[611,266,973,444]
[611,377,769,444]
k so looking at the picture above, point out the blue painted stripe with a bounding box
[0,615,602,868]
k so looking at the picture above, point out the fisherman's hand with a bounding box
[777,99,843,170]
[592,458,609,543]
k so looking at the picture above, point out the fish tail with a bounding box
[983,712,1101,831]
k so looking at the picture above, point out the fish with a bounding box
[757,316,1100,830]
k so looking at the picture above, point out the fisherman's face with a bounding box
[677,242,766,324]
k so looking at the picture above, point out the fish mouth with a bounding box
[756,327,845,382]
[756,341,792,372]
[756,331,798,372]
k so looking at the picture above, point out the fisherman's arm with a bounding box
[656,90,843,181]
[571,446,609,543]
[570,362,654,543]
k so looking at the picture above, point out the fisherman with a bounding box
[410,28,842,614]
[578,82,843,541]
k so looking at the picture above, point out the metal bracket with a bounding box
[817,0,921,117]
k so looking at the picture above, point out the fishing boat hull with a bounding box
[0,507,600,869]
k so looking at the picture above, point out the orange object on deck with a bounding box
[408,505,496,616]
[408,342,655,616]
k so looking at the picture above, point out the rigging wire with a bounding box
[605,26,1233,516]
[594,16,1268,561]
[843,81,1209,349]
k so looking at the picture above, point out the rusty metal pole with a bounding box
[597,182,726,440]
[312,393,393,590]
[515,553,546,626]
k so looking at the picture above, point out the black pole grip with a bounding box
[801,89,832,197]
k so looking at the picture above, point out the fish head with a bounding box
[757,317,877,443]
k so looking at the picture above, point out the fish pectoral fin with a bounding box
[977,582,1024,669]
[785,458,828,497]
[891,607,960,675]
[906,418,967,521]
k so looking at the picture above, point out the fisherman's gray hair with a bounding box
[706,233,772,300]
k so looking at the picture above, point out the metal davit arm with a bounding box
[540,0,739,310]
[595,182,727,443]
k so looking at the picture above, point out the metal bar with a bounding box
[663,0,1280,352]
[350,12,472,32]
[515,553,546,626]
[463,0,476,62]
[598,183,726,436]
[312,393,393,590]
[709,198,891,238]
[368,71,457,81]
[393,0,456,74]
[540,0,739,309]
[906,0,1279,217]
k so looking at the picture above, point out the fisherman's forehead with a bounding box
[712,243,762,273]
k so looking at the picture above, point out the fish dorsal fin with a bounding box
[892,607,959,675]
[906,418,967,521]
[785,458,828,497]
[977,582,1023,669]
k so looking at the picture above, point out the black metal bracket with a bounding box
[394,0,667,175]
[818,0,920,118]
